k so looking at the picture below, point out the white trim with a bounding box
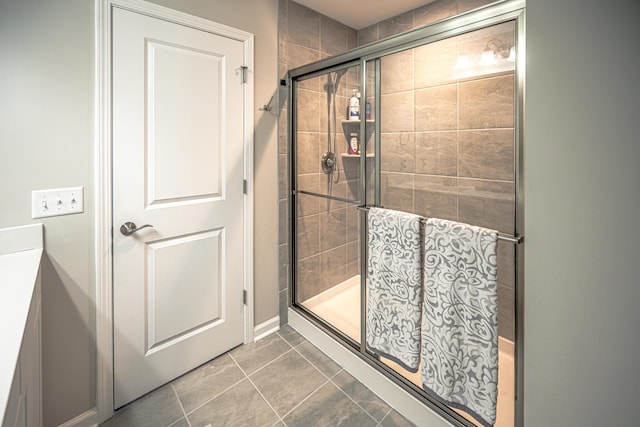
[95,0,255,422]
[288,309,451,427]
[253,316,280,341]
[57,408,98,427]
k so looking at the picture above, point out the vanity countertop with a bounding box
[0,224,43,424]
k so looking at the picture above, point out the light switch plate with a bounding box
[32,187,84,219]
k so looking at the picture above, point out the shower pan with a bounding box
[288,2,525,426]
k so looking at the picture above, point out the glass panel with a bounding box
[294,65,362,203]
[294,65,363,344]
[372,21,516,427]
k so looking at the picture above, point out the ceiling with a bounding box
[293,0,437,30]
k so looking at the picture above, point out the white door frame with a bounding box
[94,0,254,421]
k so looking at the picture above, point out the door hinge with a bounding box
[243,290,247,305]
[240,66,248,84]
[243,179,247,194]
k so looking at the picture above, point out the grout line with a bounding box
[170,383,192,427]
[181,376,248,418]
[246,375,286,426]
[278,377,332,421]
[291,342,342,381]
[327,376,381,425]
[229,345,296,379]
[378,408,394,426]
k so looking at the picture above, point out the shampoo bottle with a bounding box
[348,89,360,120]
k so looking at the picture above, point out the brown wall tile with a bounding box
[380,132,415,173]
[296,181,322,217]
[458,129,514,181]
[279,153,288,199]
[381,91,414,132]
[297,214,320,259]
[279,243,289,291]
[381,49,414,95]
[296,131,320,174]
[377,11,413,40]
[414,175,457,220]
[459,74,515,129]
[457,178,515,234]
[414,131,457,176]
[321,16,348,56]
[497,240,515,289]
[288,1,320,51]
[458,0,496,14]
[346,205,360,244]
[412,0,458,28]
[296,254,320,302]
[319,208,347,252]
[346,240,360,278]
[414,37,457,89]
[381,172,414,211]
[415,84,457,131]
[320,245,348,292]
[296,89,321,132]
[285,42,321,71]
[279,199,289,245]
[497,284,515,341]
[357,24,378,47]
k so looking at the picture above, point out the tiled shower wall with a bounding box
[279,0,515,339]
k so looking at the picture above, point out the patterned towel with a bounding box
[367,208,422,372]
[421,218,499,427]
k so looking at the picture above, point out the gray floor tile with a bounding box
[283,382,378,427]
[187,379,279,427]
[100,384,183,427]
[380,409,416,427]
[167,417,189,427]
[295,341,342,378]
[277,324,306,347]
[173,353,245,413]
[332,370,391,421]
[250,350,327,417]
[230,333,292,374]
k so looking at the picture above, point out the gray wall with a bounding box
[0,0,278,425]
[0,1,95,424]
[524,0,640,425]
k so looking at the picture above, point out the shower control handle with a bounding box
[120,221,153,236]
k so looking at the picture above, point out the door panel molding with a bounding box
[94,0,254,421]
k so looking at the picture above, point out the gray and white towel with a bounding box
[421,218,499,427]
[367,207,422,372]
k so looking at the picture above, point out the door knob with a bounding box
[120,221,153,236]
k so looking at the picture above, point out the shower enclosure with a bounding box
[288,2,524,426]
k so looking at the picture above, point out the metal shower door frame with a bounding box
[287,1,526,425]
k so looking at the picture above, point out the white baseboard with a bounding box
[253,316,280,341]
[288,309,450,427]
[58,408,98,427]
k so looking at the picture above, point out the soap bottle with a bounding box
[348,89,360,121]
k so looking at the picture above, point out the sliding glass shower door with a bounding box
[290,8,522,427]
[291,62,368,344]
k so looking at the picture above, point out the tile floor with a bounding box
[101,326,415,427]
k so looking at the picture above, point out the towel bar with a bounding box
[356,205,523,244]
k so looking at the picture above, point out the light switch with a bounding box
[32,187,84,219]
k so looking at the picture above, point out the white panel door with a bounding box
[112,8,245,408]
